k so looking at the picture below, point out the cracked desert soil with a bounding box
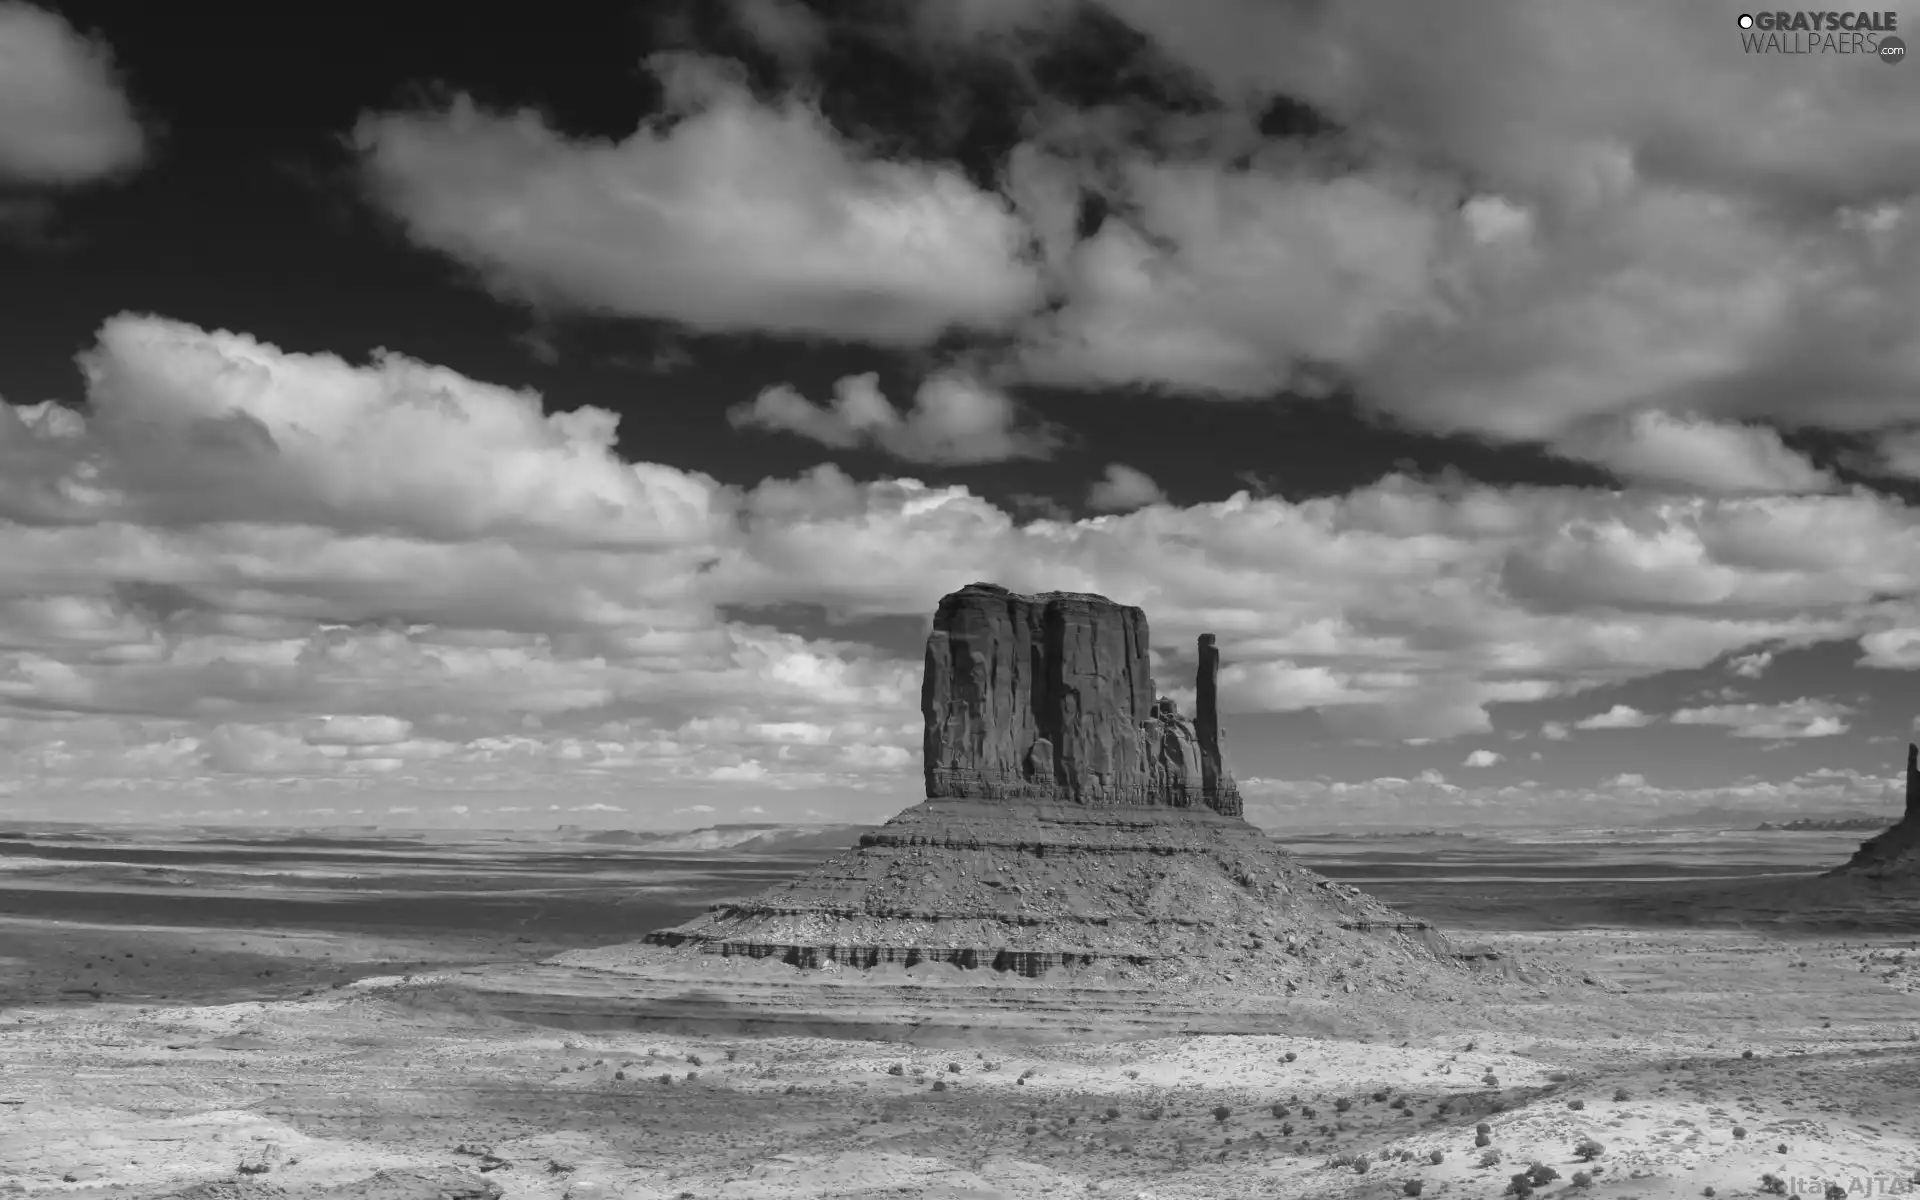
[6,927,1920,1200]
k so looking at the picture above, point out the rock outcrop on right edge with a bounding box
[1830,743,1920,877]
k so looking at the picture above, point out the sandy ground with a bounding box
[5,927,1920,1199]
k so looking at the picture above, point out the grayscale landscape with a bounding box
[6,1,1920,1198]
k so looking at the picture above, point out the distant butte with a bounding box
[642,583,1500,990]
[1829,743,1920,877]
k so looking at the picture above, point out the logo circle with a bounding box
[1737,12,1754,27]
[1880,34,1907,61]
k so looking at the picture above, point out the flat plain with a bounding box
[3,822,1919,1200]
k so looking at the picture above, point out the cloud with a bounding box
[0,3,146,184]
[729,372,1058,464]
[1573,704,1654,731]
[15,315,1920,821]
[729,0,828,62]
[355,53,1042,345]
[1669,697,1854,739]
[1462,749,1503,768]
[1549,411,1835,495]
[1727,649,1773,679]
[1086,463,1166,512]
[4,313,727,547]
[1540,721,1569,741]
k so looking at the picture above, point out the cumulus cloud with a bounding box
[1549,411,1835,495]
[729,372,1058,464]
[354,53,1042,345]
[1727,649,1774,678]
[13,315,1920,821]
[1540,721,1569,741]
[1573,704,1655,730]
[1462,749,1502,768]
[1669,697,1854,739]
[0,3,145,184]
[1086,463,1166,512]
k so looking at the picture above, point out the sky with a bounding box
[2,0,1919,832]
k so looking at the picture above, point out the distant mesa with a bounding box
[1828,743,1920,877]
[642,583,1501,990]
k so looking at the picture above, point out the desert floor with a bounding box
[6,922,1920,1200]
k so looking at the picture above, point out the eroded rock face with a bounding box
[921,583,1242,816]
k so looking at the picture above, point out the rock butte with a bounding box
[643,583,1498,988]
[1831,742,1920,876]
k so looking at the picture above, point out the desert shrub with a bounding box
[1124,1069,1138,1079]
[1018,1068,1036,1082]
[1106,1107,1120,1121]
[236,1163,271,1177]
[1528,1163,1559,1185]
[887,1063,904,1076]
[1614,1088,1631,1101]
[1742,1050,1754,1059]
[1476,1132,1493,1148]
[1733,1126,1748,1139]
[1571,1171,1592,1188]
[1429,1149,1445,1164]
[1476,1122,1492,1135]
[1483,1073,1500,1086]
[1759,1174,1789,1195]
[1271,1104,1289,1118]
[1284,1051,1298,1062]
[1212,1105,1232,1123]
[1777,1143,1789,1154]
[686,1054,702,1067]
[1300,1105,1316,1118]
[657,1073,672,1085]
[1465,1041,1477,1051]
[1390,1096,1407,1109]
[1328,1153,1357,1169]
[1547,1071,1571,1082]
[1334,1098,1353,1112]
[1568,1099,1585,1110]
[724,1048,737,1061]
[613,1070,625,1081]
[1280,1123,1294,1136]
[1827,1185,1848,1200]
[1404,1182,1424,1197]
[948,1062,961,1073]
[1506,1172,1534,1197]
[1704,1188,1716,1197]
[1479,1148,1503,1167]
[911,1065,927,1078]
[1354,1154,1372,1174]
[1024,1123,1039,1135]
[1144,1108,1163,1120]
[931,1080,947,1092]
[1373,1090,1390,1101]
[1575,1138,1606,1161]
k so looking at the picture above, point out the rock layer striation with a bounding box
[643,582,1492,988]
[922,583,1241,815]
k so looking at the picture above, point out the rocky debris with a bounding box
[643,581,1489,990]
[923,583,1242,815]
[1830,743,1920,876]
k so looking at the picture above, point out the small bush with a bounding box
[1547,1071,1571,1082]
[1574,1138,1605,1161]
[930,1080,947,1092]
[1212,1105,1232,1123]
[1506,1172,1534,1197]
[1614,1088,1631,1101]
[1568,1099,1585,1110]
[948,1062,961,1073]
[1571,1170,1593,1188]
[1106,1107,1120,1120]
[1483,1073,1500,1086]
[887,1063,904,1076]
[1373,1090,1390,1102]
[1334,1098,1353,1112]
[1704,1188,1716,1198]
[1024,1123,1039,1135]
[1528,1163,1559,1186]
[1476,1122,1493,1135]
[1280,1122,1294,1136]
[686,1054,703,1067]
[1300,1105,1316,1118]
[1827,1185,1848,1200]
[1354,1155,1372,1174]
[1284,1051,1298,1062]
[1124,1069,1138,1079]
[1742,1049,1754,1059]
[1429,1148,1445,1164]
[613,1070,625,1081]
[1479,1148,1503,1167]
[1476,1132,1492,1148]
[657,1073,672,1085]
[1271,1104,1289,1118]
[1777,1143,1789,1154]
[1758,1174,1788,1196]
[1404,1181,1424,1197]
[1733,1126,1748,1139]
